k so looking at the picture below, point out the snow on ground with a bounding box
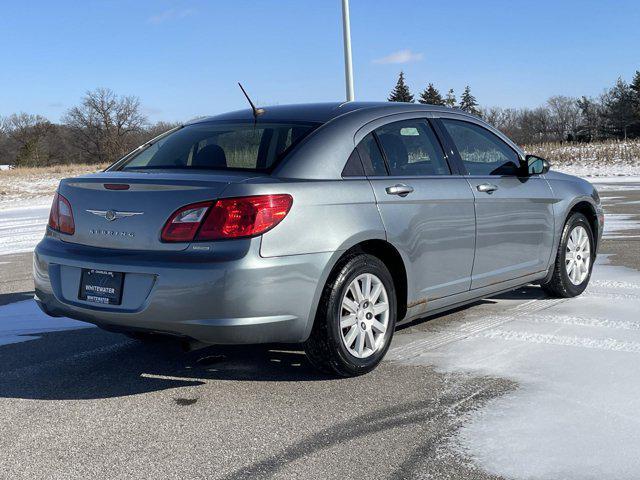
[389,258,640,479]
[0,164,101,211]
[603,214,640,239]
[0,300,92,346]
[0,200,52,256]
[587,175,640,184]
[556,165,640,177]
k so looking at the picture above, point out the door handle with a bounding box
[385,184,414,197]
[476,183,498,194]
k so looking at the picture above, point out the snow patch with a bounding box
[391,260,640,479]
[0,203,51,256]
[603,213,640,238]
[0,300,92,346]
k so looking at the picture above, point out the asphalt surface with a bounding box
[0,182,638,479]
[0,251,33,299]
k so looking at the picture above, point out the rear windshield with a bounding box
[115,121,319,172]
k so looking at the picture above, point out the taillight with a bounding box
[48,192,75,235]
[161,194,293,243]
[161,201,212,243]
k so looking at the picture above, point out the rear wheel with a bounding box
[304,254,396,377]
[542,212,594,298]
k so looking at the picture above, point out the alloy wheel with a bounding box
[339,273,390,359]
[565,225,591,285]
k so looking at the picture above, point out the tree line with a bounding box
[2,71,640,168]
[388,70,640,145]
[0,88,178,167]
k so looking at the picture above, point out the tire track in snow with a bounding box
[387,297,568,362]
[526,314,640,331]
[589,279,640,290]
[477,329,640,354]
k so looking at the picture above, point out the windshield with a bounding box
[115,121,319,172]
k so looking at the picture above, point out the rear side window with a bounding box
[356,133,388,176]
[342,149,365,177]
[441,119,521,176]
[117,122,319,172]
[375,120,450,176]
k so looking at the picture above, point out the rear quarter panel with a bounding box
[220,178,386,257]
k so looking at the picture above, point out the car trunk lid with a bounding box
[56,170,261,251]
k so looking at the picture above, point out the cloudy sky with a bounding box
[1,0,639,122]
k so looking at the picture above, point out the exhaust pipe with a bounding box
[180,338,210,352]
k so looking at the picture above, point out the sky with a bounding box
[1,0,639,123]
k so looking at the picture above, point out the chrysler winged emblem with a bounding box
[86,209,144,222]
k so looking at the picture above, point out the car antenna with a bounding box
[238,83,265,121]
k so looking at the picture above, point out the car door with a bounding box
[437,117,555,289]
[358,117,476,305]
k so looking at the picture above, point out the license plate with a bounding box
[78,269,124,305]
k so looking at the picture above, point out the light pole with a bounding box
[341,0,354,101]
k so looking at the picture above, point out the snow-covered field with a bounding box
[527,140,640,177]
[389,258,640,479]
[0,164,102,211]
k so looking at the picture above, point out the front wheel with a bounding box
[304,254,397,377]
[542,212,595,298]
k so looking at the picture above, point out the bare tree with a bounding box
[480,107,522,140]
[64,88,147,164]
[576,96,604,141]
[546,96,581,141]
[1,113,54,166]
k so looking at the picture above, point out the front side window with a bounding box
[375,120,450,176]
[441,119,521,176]
[116,121,319,172]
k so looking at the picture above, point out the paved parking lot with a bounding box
[0,179,638,479]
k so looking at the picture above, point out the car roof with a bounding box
[188,101,468,124]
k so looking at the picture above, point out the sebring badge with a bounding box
[86,209,143,222]
[89,229,135,238]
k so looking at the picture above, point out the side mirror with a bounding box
[525,155,550,175]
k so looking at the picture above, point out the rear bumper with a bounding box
[34,236,333,344]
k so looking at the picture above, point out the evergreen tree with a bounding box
[631,70,640,120]
[418,83,445,105]
[459,86,480,116]
[631,70,640,99]
[388,72,414,103]
[603,77,636,140]
[444,89,456,108]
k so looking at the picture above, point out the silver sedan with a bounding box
[34,102,603,376]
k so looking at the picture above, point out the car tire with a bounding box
[304,253,397,377]
[541,212,595,298]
